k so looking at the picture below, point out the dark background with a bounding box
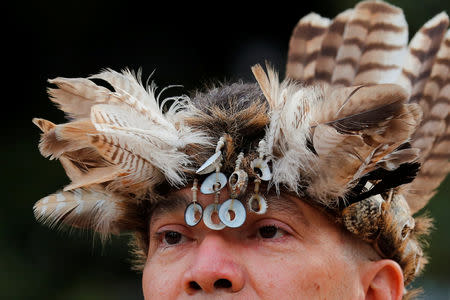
[4,0,449,299]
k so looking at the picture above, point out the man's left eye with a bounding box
[257,225,286,239]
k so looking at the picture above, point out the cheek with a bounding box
[244,245,359,299]
[142,255,186,300]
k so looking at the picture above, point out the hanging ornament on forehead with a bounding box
[219,152,247,228]
[248,178,268,214]
[203,172,227,230]
[197,136,227,230]
[248,140,271,214]
[228,152,248,196]
[250,140,272,181]
[184,179,203,227]
[198,136,227,194]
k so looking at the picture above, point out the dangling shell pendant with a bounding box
[251,158,272,181]
[185,203,203,226]
[219,199,246,228]
[203,203,226,230]
[200,172,227,194]
[248,194,268,214]
[196,151,223,175]
[228,169,248,197]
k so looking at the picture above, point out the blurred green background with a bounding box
[3,0,449,299]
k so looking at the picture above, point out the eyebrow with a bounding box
[266,194,310,227]
[149,193,191,226]
[150,189,311,229]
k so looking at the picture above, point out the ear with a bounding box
[363,259,404,300]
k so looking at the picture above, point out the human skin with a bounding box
[142,186,404,299]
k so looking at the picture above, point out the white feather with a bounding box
[255,65,322,192]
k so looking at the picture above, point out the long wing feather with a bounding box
[331,0,407,86]
[404,126,450,213]
[285,1,449,213]
[410,31,450,159]
[352,2,407,85]
[396,12,449,98]
[403,31,450,212]
[315,9,353,84]
[286,13,331,82]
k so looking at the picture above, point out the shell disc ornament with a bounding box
[228,169,248,196]
[247,193,268,214]
[219,199,246,228]
[184,203,203,227]
[251,158,272,181]
[200,172,227,194]
[203,203,226,230]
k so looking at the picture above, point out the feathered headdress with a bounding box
[33,0,449,293]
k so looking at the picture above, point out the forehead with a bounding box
[149,184,318,229]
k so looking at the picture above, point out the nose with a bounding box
[182,234,245,295]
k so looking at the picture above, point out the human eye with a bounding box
[154,229,190,248]
[257,225,285,239]
[253,220,293,241]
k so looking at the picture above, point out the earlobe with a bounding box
[364,259,404,300]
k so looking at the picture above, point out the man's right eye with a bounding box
[162,231,185,245]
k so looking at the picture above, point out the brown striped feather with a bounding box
[286,13,331,82]
[332,0,407,86]
[404,131,450,213]
[331,1,373,86]
[353,4,407,85]
[402,29,450,213]
[396,12,449,98]
[315,9,354,84]
[88,132,166,195]
[415,31,450,122]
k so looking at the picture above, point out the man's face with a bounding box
[142,186,368,299]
